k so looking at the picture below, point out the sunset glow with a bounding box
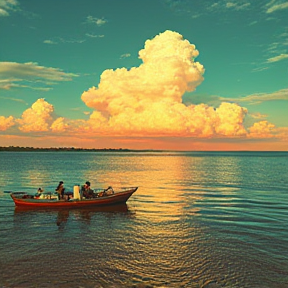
[1,1,287,150]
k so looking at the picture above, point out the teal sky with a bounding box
[0,0,287,150]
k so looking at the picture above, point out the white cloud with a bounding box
[0,0,18,17]
[226,1,250,10]
[267,53,288,63]
[0,7,8,16]
[208,0,251,12]
[86,33,105,38]
[266,1,288,13]
[252,66,269,72]
[58,37,85,44]
[0,62,78,90]
[226,2,237,8]
[82,30,204,111]
[0,95,28,104]
[44,38,87,45]
[43,39,57,45]
[219,88,288,104]
[120,53,131,59]
[86,16,107,26]
[80,30,253,138]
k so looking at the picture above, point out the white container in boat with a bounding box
[73,185,80,199]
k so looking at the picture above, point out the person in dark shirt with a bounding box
[56,181,65,200]
[81,181,94,199]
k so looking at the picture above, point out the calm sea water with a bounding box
[0,151,287,288]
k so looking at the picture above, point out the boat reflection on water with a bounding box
[14,203,133,228]
[56,209,69,228]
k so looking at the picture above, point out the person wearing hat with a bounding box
[55,181,65,200]
[81,181,94,199]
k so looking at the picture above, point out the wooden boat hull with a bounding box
[10,187,137,208]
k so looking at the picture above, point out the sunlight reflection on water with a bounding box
[0,152,288,287]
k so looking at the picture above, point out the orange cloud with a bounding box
[15,98,72,133]
[0,115,14,131]
[248,120,275,138]
[215,102,247,136]
[16,98,54,132]
[81,30,250,138]
[274,127,288,141]
[50,117,69,132]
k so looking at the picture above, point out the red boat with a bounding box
[10,186,138,208]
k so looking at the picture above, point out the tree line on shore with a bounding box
[0,146,159,152]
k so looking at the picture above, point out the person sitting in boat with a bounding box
[81,181,94,199]
[55,181,65,200]
[34,187,44,198]
[37,187,43,194]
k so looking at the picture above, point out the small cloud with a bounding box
[226,1,250,10]
[50,117,69,132]
[267,53,288,63]
[16,98,54,132]
[250,112,268,119]
[219,89,288,104]
[248,120,276,138]
[210,3,219,9]
[0,8,9,16]
[0,62,78,91]
[226,2,237,8]
[279,31,288,38]
[207,2,221,12]
[266,1,288,13]
[266,42,280,53]
[0,95,28,105]
[248,20,258,26]
[85,33,105,38]
[43,39,58,45]
[191,13,202,19]
[0,115,15,131]
[237,3,250,10]
[86,16,107,26]
[0,0,19,17]
[209,1,251,12]
[59,37,85,44]
[120,53,131,59]
[251,66,269,72]
[44,37,86,45]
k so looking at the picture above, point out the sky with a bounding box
[0,0,287,151]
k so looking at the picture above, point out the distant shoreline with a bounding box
[0,146,161,152]
[0,147,286,153]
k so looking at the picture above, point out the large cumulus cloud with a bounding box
[82,30,204,112]
[81,30,248,137]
